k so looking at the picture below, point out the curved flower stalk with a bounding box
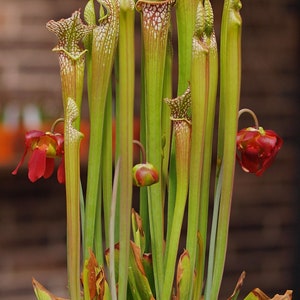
[83,0,119,264]
[46,11,93,128]
[164,86,191,300]
[136,0,174,297]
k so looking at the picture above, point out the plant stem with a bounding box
[163,89,192,300]
[176,0,198,95]
[161,30,173,208]
[238,108,259,129]
[186,2,209,297]
[103,83,113,248]
[117,1,135,299]
[84,0,119,263]
[207,1,242,299]
[64,98,83,300]
[193,2,218,298]
[136,1,174,297]
[109,158,121,300]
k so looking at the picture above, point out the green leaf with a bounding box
[141,253,155,298]
[131,209,146,255]
[32,278,69,300]
[127,241,155,300]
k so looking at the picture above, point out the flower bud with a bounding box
[132,163,159,187]
[236,126,283,176]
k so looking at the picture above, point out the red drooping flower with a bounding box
[236,126,283,176]
[12,130,65,183]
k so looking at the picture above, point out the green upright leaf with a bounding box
[84,0,119,266]
[136,1,174,297]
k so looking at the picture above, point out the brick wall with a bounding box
[0,0,299,299]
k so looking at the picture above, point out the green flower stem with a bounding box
[186,2,208,296]
[84,0,119,262]
[163,88,191,300]
[64,98,84,300]
[136,1,174,297]
[193,2,218,299]
[138,65,149,252]
[161,30,172,208]
[175,0,198,95]
[163,33,174,249]
[166,0,197,239]
[102,82,113,248]
[109,158,121,300]
[101,84,113,248]
[207,1,242,299]
[204,163,222,299]
[117,1,135,299]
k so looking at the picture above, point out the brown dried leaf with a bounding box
[271,290,293,300]
[227,271,246,300]
[245,288,293,300]
[84,249,106,300]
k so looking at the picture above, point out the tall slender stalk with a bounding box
[102,83,113,248]
[161,29,173,209]
[64,98,83,300]
[176,0,198,95]
[163,88,192,300]
[166,0,197,249]
[117,1,135,299]
[83,0,119,263]
[136,1,174,297]
[193,2,218,298]
[186,3,209,298]
[206,0,242,299]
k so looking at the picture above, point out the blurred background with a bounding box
[0,0,299,299]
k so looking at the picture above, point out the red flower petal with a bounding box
[53,133,64,156]
[12,148,28,175]
[25,130,44,147]
[28,149,47,182]
[57,158,65,184]
[44,158,55,179]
